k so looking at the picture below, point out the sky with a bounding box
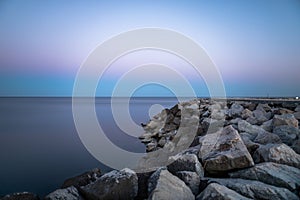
[0,0,300,97]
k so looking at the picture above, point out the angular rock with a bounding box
[211,110,225,120]
[201,118,224,134]
[238,120,262,137]
[228,103,244,117]
[253,109,269,124]
[196,183,251,200]
[229,162,300,192]
[256,103,272,112]
[246,116,259,125]
[241,109,253,120]
[136,171,153,200]
[253,131,282,145]
[61,168,101,189]
[148,168,194,200]
[208,178,299,200]
[273,125,299,146]
[261,119,273,132]
[273,108,294,115]
[253,143,300,168]
[1,192,39,200]
[239,132,260,154]
[292,139,300,154]
[81,168,138,200]
[45,186,83,200]
[167,154,204,176]
[295,105,300,112]
[294,111,300,120]
[175,171,200,195]
[273,114,298,128]
[198,125,254,173]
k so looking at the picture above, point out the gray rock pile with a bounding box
[3,99,300,200]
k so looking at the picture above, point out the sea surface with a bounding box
[0,97,179,197]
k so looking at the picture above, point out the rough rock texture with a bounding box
[148,168,194,200]
[167,154,204,176]
[273,114,298,128]
[1,192,39,200]
[81,168,138,200]
[253,143,300,168]
[44,186,83,200]
[199,125,254,173]
[61,168,101,189]
[273,125,299,145]
[175,171,200,195]
[229,162,300,191]
[208,178,299,200]
[196,183,251,200]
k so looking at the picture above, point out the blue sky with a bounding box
[0,0,300,97]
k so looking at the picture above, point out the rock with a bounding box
[81,168,138,200]
[253,109,269,124]
[273,114,298,128]
[253,131,282,145]
[45,186,83,200]
[273,125,299,146]
[201,118,224,134]
[273,108,294,115]
[61,168,101,189]
[1,192,39,200]
[175,171,200,195]
[148,168,194,200]
[294,111,300,120]
[198,125,254,173]
[211,110,225,120]
[261,119,273,132]
[196,183,251,200]
[208,178,299,200]
[229,118,242,125]
[229,162,300,192]
[238,120,262,137]
[256,103,272,112]
[253,143,300,168]
[239,132,260,154]
[241,109,253,119]
[136,171,153,200]
[242,102,257,111]
[295,105,300,112]
[246,116,258,125]
[208,103,221,112]
[167,154,204,176]
[228,103,244,117]
[292,139,300,154]
[282,102,298,110]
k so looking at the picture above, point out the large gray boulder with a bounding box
[198,125,254,173]
[81,168,138,200]
[167,154,204,176]
[253,143,300,168]
[229,162,300,192]
[208,178,299,200]
[228,103,244,117]
[175,171,200,195]
[294,111,300,120]
[292,139,300,154]
[196,183,251,200]
[45,186,83,200]
[273,114,298,128]
[273,125,299,146]
[253,109,269,124]
[148,168,194,200]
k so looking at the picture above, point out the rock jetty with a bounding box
[2,98,300,200]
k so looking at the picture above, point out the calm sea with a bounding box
[0,97,179,197]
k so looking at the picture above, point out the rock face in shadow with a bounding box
[1,192,39,200]
[208,178,299,200]
[147,168,194,200]
[81,168,138,200]
[199,125,254,173]
[196,183,251,200]
[229,162,300,192]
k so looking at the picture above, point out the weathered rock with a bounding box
[175,171,200,195]
[238,120,262,137]
[241,109,253,120]
[239,132,260,154]
[201,118,224,134]
[282,102,298,110]
[229,162,300,192]
[148,168,194,200]
[273,114,298,128]
[242,102,257,111]
[45,186,83,200]
[1,192,39,200]
[228,103,244,117]
[208,178,299,200]
[294,111,300,120]
[261,119,273,132]
[196,183,251,200]
[136,171,153,200]
[273,125,299,146]
[81,168,138,200]
[253,109,269,124]
[253,130,282,145]
[256,103,272,112]
[199,125,254,173]
[292,139,300,154]
[246,116,259,125]
[253,143,300,168]
[273,108,294,115]
[167,154,204,176]
[211,110,225,120]
[295,105,300,112]
[61,168,101,189]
